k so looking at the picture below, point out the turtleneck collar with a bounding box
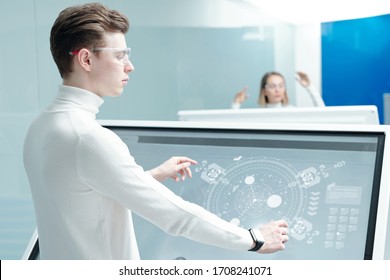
[265,102,283,108]
[265,102,292,108]
[54,85,104,114]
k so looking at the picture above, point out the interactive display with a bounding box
[103,121,389,260]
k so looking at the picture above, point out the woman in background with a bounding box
[232,71,325,109]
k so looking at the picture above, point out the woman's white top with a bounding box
[23,85,253,259]
[232,85,325,109]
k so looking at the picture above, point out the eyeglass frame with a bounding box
[68,47,131,65]
[264,83,285,90]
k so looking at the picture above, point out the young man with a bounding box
[23,2,288,259]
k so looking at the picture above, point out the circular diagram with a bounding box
[202,157,308,228]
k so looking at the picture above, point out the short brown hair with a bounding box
[50,2,129,78]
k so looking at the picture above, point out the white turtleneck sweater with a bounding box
[23,85,253,260]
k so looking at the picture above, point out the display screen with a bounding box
[107,125,385,260]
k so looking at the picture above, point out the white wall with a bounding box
[294,24,322,107]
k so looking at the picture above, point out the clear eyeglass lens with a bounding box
[92,47,131,65]
[266,83,285,89]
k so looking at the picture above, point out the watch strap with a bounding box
[248,228,264,252]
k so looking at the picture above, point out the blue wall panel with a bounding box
[321,14,390,124]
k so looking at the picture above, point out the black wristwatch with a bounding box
[248,228,264,252]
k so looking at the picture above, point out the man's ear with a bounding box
[77,48,92,72]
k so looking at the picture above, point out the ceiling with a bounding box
[238,0,390,24]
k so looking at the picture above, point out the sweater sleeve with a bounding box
[76,127,253,252]
[305,85,326,107]
[231,102,241,109]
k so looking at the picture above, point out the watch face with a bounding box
[254,228,265,241]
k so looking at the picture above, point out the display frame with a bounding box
[177,105,380,125]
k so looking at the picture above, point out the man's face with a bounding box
[89,32,134,97]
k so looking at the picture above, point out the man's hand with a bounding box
[257,219,289,254]
[149,156,198,182]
